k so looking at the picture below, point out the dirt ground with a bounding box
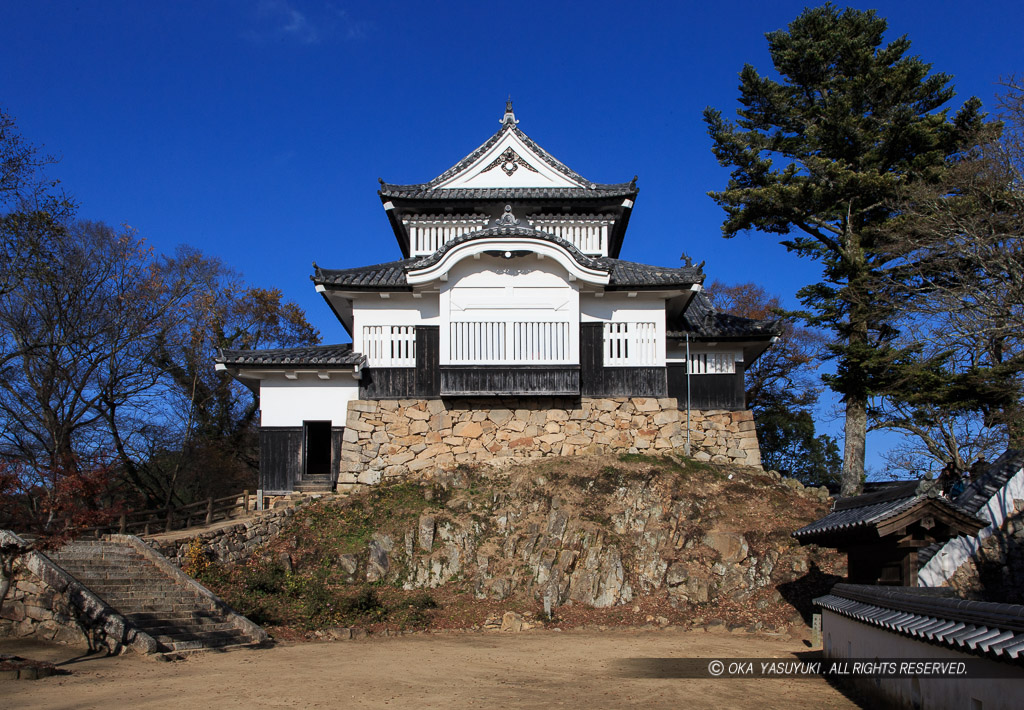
[1,629,864,710]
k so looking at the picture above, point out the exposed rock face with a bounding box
[257,459,841,612]
[339,397,761,486]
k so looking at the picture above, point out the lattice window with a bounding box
[604,322,657,366]
[449,321,569,364]
[687,351,736,374]
[362,325,416,367]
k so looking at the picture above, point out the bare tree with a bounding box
[877,77,1024,465]
[0,220,189,520]
[105,247,320,508]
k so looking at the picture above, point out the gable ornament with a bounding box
[482,147,539,177]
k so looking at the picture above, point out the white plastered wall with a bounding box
[581,292,666,366]
[440,254,580,364]
[351,294,439,353]
[919,465,1024,586]
[822,610,1023,710]
[258,373,361,428]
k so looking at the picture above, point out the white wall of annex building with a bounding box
[259,375,360,428]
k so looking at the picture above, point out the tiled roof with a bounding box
[314,226,704,291]
[314,259,416,290]
[217,344,366,368]
[379,184,638,201]
[917,449,1024,569]
[816,583,1024,661]
[792,481,983,544]
[378,120,638,201]
[667,292,781,340]
[954,449,1024,517]
[792,482,924,540]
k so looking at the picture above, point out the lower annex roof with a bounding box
[217,344,366,368]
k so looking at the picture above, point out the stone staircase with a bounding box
[295,473,335,494]
[47,537,266,653]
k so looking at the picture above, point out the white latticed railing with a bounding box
[450,321,570,364]
[604,322,657,366]
[404,215,489,256]
[362,325,416,367]
[529,216,612,256]
[687,351,737,374]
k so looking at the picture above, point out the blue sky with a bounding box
[2,1,1021,472]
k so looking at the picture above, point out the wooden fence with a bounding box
[82,491,252,538]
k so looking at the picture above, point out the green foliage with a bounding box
[704,4,988,492]
[757,404,842,488]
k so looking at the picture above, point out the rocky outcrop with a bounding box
[339,397,761,486]
[240,458,841,614]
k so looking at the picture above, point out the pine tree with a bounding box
[703,4,986,495]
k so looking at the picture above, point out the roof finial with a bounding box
[502,95,518,126]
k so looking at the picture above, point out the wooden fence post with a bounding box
[205,497,214,526]
[165,507,174,533]
[243,490,250,515]
[119,513,126,534]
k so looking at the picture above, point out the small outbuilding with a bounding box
[793,481,985,586]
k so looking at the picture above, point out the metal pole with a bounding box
[685,332,691,457]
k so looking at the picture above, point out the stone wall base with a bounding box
[340,397,761,485]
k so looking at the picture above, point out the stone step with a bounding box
[125,612,230,626]
[136,621,240,636]
[92,595,209,609]
[54,538,265,653]
[295,483,334,492]
[54,569,169,577]
[155,630,253,650]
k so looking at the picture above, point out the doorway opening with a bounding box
[303,420,332,476]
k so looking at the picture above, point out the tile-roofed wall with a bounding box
[817,582,1024,661]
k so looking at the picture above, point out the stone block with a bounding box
[489,409,513,426]
[633,397,660,412]
[453,421,483,438]
[406,458,435,472]
[653,410,679,426]
[357,470,383,485]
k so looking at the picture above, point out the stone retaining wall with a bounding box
[340,397,761,486]
[149,506,299,566]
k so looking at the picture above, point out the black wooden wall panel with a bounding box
[415,326,440,396]
[358,326,441,399]
[441,367,580,396]
[597,367,668,397]
[330,427,345,481]
[666,365,745,410]
[259,427,302,493]
[579,323,604,394]
[359,368,417,399]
